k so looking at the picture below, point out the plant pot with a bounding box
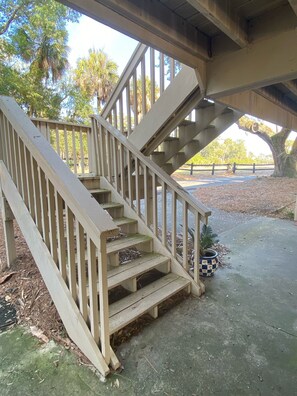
[199,248,219,277]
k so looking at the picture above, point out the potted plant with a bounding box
[188,225,219,277]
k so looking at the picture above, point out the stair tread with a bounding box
[164,136,179,142]
[109,274,190,334]
[88,188,110,194]
[113,217,137,227]
[108,253,169,290]
[178,119,194,127]
[107,234,152,254]
[101,202,123,210]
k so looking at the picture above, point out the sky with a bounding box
[66,15,293,158]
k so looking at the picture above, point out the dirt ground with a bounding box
[192,175,297,219]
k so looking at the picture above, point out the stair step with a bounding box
[113,217,137,227]
[88,188,110,195]
[101,202,123,211]
[164,136,179,142]
[107,234,152,254]
[109,274,190,334]
[108,253,170,290]
[178,119,194,127]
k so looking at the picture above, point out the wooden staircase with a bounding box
[80,175,191,335]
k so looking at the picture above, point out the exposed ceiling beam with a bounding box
[218,91,297,131]
[283,81,297,97]
[288,0,297,16]
[206,28,297,98]
[187,0,248,48]
[59,0,210,66]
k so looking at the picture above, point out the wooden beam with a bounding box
[187,0,248,48]
[206,28,297,98]
[288,0,297,16]
[218,90,297,131]
[283,81,297,97]
[59,0,210,66]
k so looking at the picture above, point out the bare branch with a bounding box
[0,1,32,36]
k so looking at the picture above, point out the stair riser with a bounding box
[118,222,138,235]
[79,177,100,190]
[108,239,153,267]
[104,206,123,218]
[92,191,111,204]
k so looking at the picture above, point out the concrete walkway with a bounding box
[1,216,297,395]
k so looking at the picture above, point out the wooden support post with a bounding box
[232,162,236,174]
[212,163,215,175]
[190,162,194,176]
[0,190,17,268]
[294,195,297,222]
[253,163,256,173]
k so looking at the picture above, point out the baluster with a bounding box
[150,48,156,105]
[47,179,58,264]
[79,127,85,174]
[160,53,165,93]
[55,124,60,157]
[87,236,100,343]
[141,58,146,117]
[31,158,42,233]
[135,157,140,215]
[120,144,125,199]
[162,181,167,245]
[76,221,88,321]
[64,126,69,167]
[55,191,67,280]
[171,190,177,257]
[38,167,50,248]
[194,211,201,283]
[24,147,34,218]
[133,71,138,126]
[72,126,77,174]
[66,206,77,301]
[119,95,124,134]
[152,173,158,236]
[127,150,132,206]
[126,83,132,135]
[18,137,29,207]
[182,201,189,271]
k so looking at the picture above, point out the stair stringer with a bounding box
[99,176,205,297]
[0,162,117,377]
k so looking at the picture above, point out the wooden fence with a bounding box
[179,162,274,175]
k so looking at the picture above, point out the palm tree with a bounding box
[74,49,118,112]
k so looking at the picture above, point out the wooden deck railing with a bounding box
[180,162,275,175]
[0,97,118,370]
[101,43,181,136]
[91,114,211,284]
[31,118,92,175]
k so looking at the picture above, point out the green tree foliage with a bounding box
[0,0,80,117]
[74,49,119,113]
[238,116,297,177]
[190,138,254,165]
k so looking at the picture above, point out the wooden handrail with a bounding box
[92,114,211,220]
[31,118,91,129]
[0,97,118,245]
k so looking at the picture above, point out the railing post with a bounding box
[0,187,17,269]
[212,163,215,175]
[253,163,256,173]
[89,118,99,175]
[232,162,236,174]
[190,162,194,176]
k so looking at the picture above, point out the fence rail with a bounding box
[179,162,275,175]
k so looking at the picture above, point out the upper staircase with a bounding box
[102,43,243,174]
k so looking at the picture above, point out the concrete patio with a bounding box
[1,215,296,395]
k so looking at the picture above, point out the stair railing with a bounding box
[31,118,93,175]
[101,43,181,136]
[91,114,211,284]
[0,97,118,367]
